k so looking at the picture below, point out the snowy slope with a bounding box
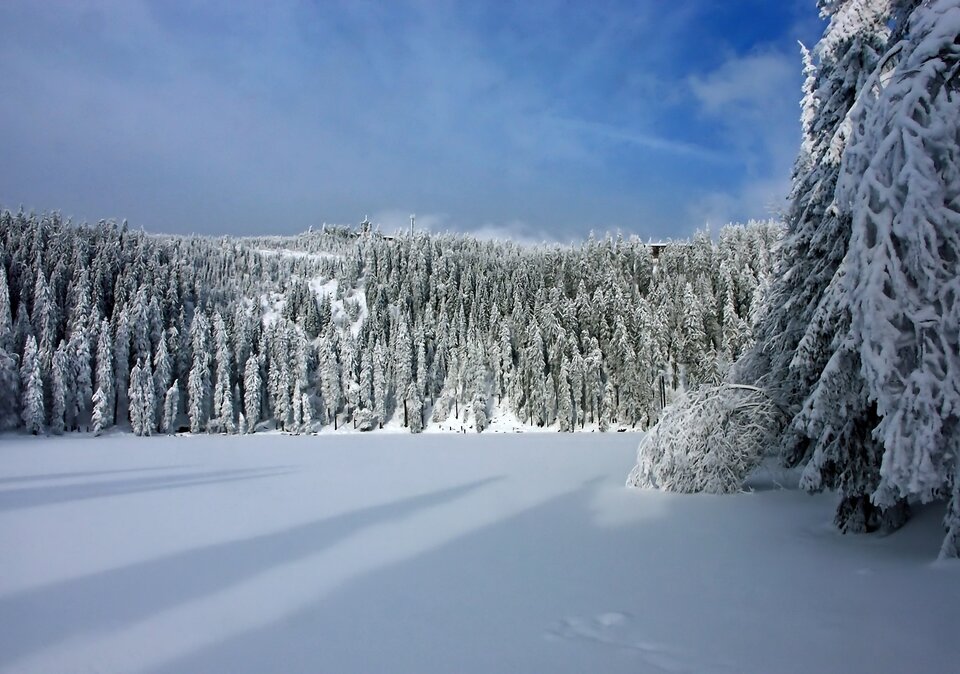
[0,434,956,674]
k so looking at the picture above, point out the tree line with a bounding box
[0,209,780,436]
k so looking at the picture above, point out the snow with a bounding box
[254,248,341,261]
[261,272,367,337]
[1,434,957,674]
[307,276,368,337]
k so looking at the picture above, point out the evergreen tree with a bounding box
[408,382,424,433]
[114,307,132,422]
[243,353,262,433]
[153,335,173,422]
[161,380,180,434]
[394,317,413,426]
[0,266,12,352]
[128,357,156,436]
[188,313,212,433]
[94,318,115,430]
[834,0,960,551]
[211,313,236,433]
[91,387,109,436]
[0,347,21,430]
[557,360,573,432]
[20,336,44,434]
[70,331,93,431]
[50,340,70,435]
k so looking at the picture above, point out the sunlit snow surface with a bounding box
[0,434,957,674]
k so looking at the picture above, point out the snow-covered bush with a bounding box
[355,408,378,432]
[627,384,784,494]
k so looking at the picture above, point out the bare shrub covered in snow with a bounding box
[627,384,784,494]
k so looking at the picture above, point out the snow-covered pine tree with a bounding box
[243,353,262,433]
[833,0,960,553]
[0,265,13,352]
[128,357,156,436]
[0,347,21,430]
[408,382,424,433]
[359,346,374,411]
[20,336,44,434]
[211,312,236,434]
[50,340,70,435]
[557,360,573,432]
[94,318,115,431]
[113,306,132,423]
[630,0,897,490]
[300,390,314,432]
[737,0,895,463]
[600,380,615,432]
[373,341,388,427]
[91,387,109,436]
[69,331,93,431]
[630,0,960,555]
[188,312,212,433]
[162,380,180,434]
[153,334,172,424]
[394,317,413,426]
[32,263,57,382]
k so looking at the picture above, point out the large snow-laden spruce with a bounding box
[836,0,960,553]
[741,0,894,469]
[629,0,960,557]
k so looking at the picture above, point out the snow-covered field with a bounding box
[1,434,957,674]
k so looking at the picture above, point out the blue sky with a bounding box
[0,0,822,241]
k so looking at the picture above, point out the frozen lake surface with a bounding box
[1,433,957,673]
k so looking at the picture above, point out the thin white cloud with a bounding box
[466,221,562,247]
[686,49,802,225]
[371,209,561,247]
[555,117,728,163]
[689,52,796,112]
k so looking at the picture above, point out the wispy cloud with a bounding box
[686,48,803,226]
[0,0,818,239]
[556,117,729,163]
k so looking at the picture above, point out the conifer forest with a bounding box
[0,212,780,438]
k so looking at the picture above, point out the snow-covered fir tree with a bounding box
[20,336,44,435]
[188,312,212,433]
[243,354,262,433]
[93,319,115,433]
[211,312,236,434]
[0,346,20,431]
[128,357,156,436]
[629,0,960,557]
[162,380,180,434]
[50,340,70,435]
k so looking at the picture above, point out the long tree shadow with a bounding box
[0,476,502,666]
[0,466,198,487]
[141,480,611,674]
[0,467,294,512]
[135,478,959,674]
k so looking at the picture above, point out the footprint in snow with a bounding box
[544,611,713,674]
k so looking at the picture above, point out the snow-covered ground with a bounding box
[0,434,956,674]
